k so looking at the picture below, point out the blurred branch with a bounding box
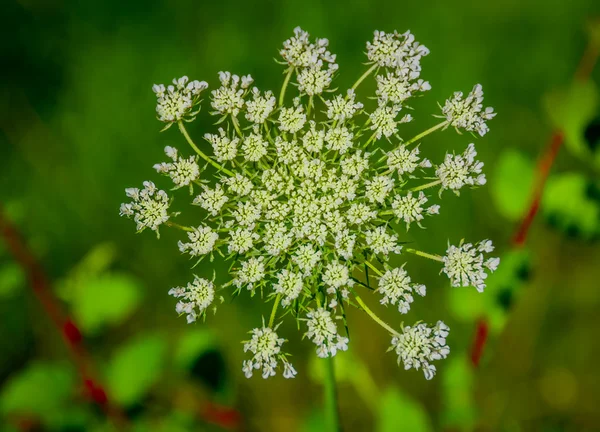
[0,205,128,429]
[471,25,600,367]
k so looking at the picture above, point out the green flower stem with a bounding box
[405,247,444,262]
[403,120,448,146]
[307,95,314,118]
[268,294,281,328]
[410,179,442,192]
[351,64,378,91]
[165,221,194,232]
[324,356,341,432]
[279,67,295,106]
[363,260,383,277]
[177,121,235,176]
[355,295,400,336]
[231,115,243,138]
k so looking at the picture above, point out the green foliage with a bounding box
[106,333,167,407]
[543,80,600,165]
[174,329,218,371]
[71,272,143,335]
[0,263,25,298]
[491,149,535,221]
[542,172,600,239]
[0,362,75,424]
[441,355,477,430]
[376,387,432,432]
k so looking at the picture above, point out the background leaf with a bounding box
[491,149,536,221]
[376,387,432,432]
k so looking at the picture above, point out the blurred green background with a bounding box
[2,0,600,430]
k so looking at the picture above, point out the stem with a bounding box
[166,221,194,232]
[279,67,294,106]
[231,115,243,138]
[351,64,378,91]
[410,179,442,192]
[403,120,448,146]
[324,356,341,432]
[268,294,281,328]
[405,247,444,262]
[355,295,399,336]
[177,122,235,176]
[363,260,383,277]
[307,95,314,118]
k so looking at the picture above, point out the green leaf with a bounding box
[543,81,599,160]
[542,172,600,239]
[73,272,143,335]
[377,387,432,432]
[301,409,328,432]
[106,333,167,406]
[0,263,25,297]
[0,362,74,423]
[441,355,477,429]
[174,329,217,371]
[491,149,535,220]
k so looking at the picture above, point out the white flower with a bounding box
[153,146,200,189]
[340,150,370,178]
[204,128,239,161]
[436,143,486,194]
[153,76,208,123]
[325,89,363,121]
[390,321,449,380]
[392,191,438,229]
[278,98,307,133]
[232,202,261,226]
[442,84,496,136]
[274,269,304,307]
[178,225,218,257]
[211,71,245,117]
[369,104,400,140]
[365,175,395,203]
[365,226,402,256]
[243,327,295,379]
[305,308,349,358]
[378,266,426,313]
[442,239,499,292]
[245,87,276,123]
[325,126,354,154]
[242,127,269,162]
[387,145,431,176]
[263,223,294,256]
[302,121,325,152]
[193,184,229,216]
[280,27,336,68]
[297,60,338,95]
[293,244,322,274]
[366,30,429,74]
[228,226,259,254]
[274,137,301,164]
[334,229,356,260]
[120,181,170,234]
[346,203,377,226]
[224,174,254,196]
[322,261,353,292]
[169,276,215,323]
[376,71,430,105]
[234,256,265,290]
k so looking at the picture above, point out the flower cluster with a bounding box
[122,27,498,381]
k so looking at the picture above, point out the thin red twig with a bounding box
[469,28,600,368]
[0,206,127,429]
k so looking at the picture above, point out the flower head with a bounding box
[305,308,349,358]
[120,181,170,235]
[243,326,295,379]
[154,146,200,189]
[436,143,486,194]
[442,239,499,292]
[378,266,426,313]
[153,76,208,124]
[178,225,219,257]
[391,321,449,380]
[392,191,439,229]
[442,84,496,136]
[169,276,215,323]
[211,72,247,117]
[245,88,276,123]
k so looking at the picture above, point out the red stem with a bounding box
[0,206,128,429]
[470,31,599,368]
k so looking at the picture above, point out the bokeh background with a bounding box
[2,0,600,430]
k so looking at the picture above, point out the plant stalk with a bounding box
[324,355,341,432]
